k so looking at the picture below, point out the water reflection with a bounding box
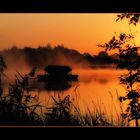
[44,81,72,91]
[94,78,108,84]
[78,74,109,85]
[4,69,127,122]
[28,78,78,92]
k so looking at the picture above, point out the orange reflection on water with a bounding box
[3,68,129,124]
[29,69,127,121]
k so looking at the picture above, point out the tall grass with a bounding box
[0,72,42,125]
[44,93,128,126]
[0,72,128,126]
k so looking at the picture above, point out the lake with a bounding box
[3,68,132,125]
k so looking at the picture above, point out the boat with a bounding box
[37,65,78,82]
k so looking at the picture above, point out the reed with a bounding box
[0,72,42,125]
[43,92,128,126]
[0,72,128,126]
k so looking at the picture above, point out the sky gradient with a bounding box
[0,13,140,55]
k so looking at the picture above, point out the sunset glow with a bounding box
[0,13,140,54]
[1,13,140,126]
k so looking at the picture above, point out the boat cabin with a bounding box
[38,65,78,82]
[44,65,72,76]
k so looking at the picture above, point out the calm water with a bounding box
[3,68,128,122]
[32,69,127,117]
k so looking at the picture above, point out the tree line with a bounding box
[0,45,117,69]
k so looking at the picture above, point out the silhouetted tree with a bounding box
[99,14,140,126]
[0,55,7,95]
[0,44,115,70]
[116,14,140,26]
[84,53,95,64]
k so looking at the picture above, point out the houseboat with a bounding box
[37,65,78,82]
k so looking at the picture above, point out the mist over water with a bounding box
[6,68,126,117]
[0,45,116,78]
[0,46,92,80]
[0,46,127,122]
[27,68,125,119]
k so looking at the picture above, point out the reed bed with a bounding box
[0,72,128,126]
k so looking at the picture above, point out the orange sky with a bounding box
[0,13,140,55]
